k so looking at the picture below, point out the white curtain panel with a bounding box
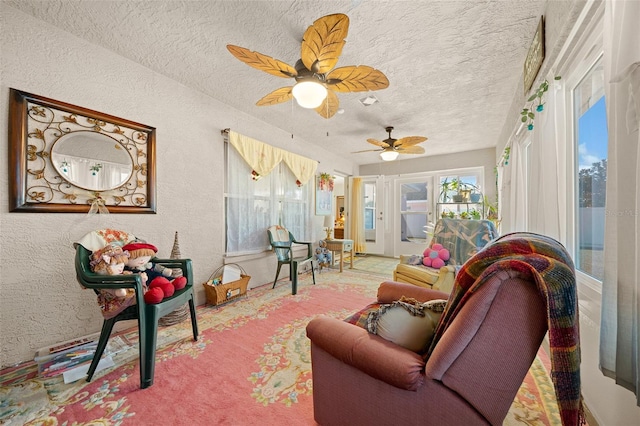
[506,139,527,233]
[527,77,567,243]
[496,164,504,234]
[600,0,640,405]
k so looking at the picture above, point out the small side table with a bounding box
[324,239,354,272]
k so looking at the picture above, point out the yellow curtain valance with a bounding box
[228,130,318,186]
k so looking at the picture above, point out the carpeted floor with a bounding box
[0,262,561,425]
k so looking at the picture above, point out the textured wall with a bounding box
[0,5,356,368]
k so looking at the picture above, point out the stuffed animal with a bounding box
[315,240,332,269]
[122,242,187,304]
[90,243,131,298]
[89,243,136,318]
[423,243,450,269]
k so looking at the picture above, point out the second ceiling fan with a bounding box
[352,127,428,161]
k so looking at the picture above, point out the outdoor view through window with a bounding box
[575,57,607,281]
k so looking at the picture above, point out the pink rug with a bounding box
[1,270,560,425]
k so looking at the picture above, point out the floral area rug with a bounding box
[1,268,560,425]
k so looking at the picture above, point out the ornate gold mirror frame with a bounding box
[8,89,156,213]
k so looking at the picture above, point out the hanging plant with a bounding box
[501,145,511,166]
[520,76,561,131]
[319,173,334,191]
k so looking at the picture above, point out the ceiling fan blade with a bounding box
[301,14,349,74]
[351,148,382,154]
[227,45,297,78]
[315,90,340,119]
[325,66,390,93]
[395,136,428,147]
[396,145,426,154]
[366,138,390,148]
[256,86,294,106]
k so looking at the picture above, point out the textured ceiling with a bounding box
[6,0,546,165]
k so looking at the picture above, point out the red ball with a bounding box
[172,276,187,290]
[150,277,174,298]
[144,287,164,304]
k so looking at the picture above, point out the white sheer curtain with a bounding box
[527,75,567,243]
[600,0,640,404]
[226,145,312,255]
[501,140,527,233]
[226,147,273,254]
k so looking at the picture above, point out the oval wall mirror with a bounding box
[51,131,134,191]
[8,89,156,213]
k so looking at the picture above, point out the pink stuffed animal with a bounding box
[423,243,450,269]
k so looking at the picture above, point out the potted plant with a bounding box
[469,208,481,220]
[450,179,464,202]
[439,178,453,202]
[483,195,500,227]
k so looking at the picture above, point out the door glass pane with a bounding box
[363,182,376,242]
[574,57,607,281]
[400,181,429,244]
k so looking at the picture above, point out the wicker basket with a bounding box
[203,264,250,306]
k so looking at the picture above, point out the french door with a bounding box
[357,176,385,254]
[396,176,435,255]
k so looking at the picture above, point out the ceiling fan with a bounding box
[226,13,389,119]
[352,126,428,161]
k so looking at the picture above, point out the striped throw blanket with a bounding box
[427,232,585,426]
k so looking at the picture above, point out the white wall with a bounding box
[0,4,356,368]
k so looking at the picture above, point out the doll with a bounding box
[122,242,187,304]
[90,243,136,318]
[90,243,131,297]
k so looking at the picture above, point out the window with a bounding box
[573,56,607,280]
[399,180,430,244]
[437,169,484,219]
[363,181,376,233]
[225,143,312,255]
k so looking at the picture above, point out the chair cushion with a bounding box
[395,263,440,285]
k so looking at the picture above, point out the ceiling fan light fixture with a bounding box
[292,81,328,108]
[380,151,399,161]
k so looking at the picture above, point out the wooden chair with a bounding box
[267,225,315,295]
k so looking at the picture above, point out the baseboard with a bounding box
[583,401,598,426]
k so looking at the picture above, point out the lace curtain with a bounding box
[225,132,315,255]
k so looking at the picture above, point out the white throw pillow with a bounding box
[368,299,446,352]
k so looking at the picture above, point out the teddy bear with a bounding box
[423,243,450,269]
[315,240,333,270]
[90,243,137,318]
[122,242,187,304]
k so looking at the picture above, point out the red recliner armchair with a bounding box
[307,232,581,425]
